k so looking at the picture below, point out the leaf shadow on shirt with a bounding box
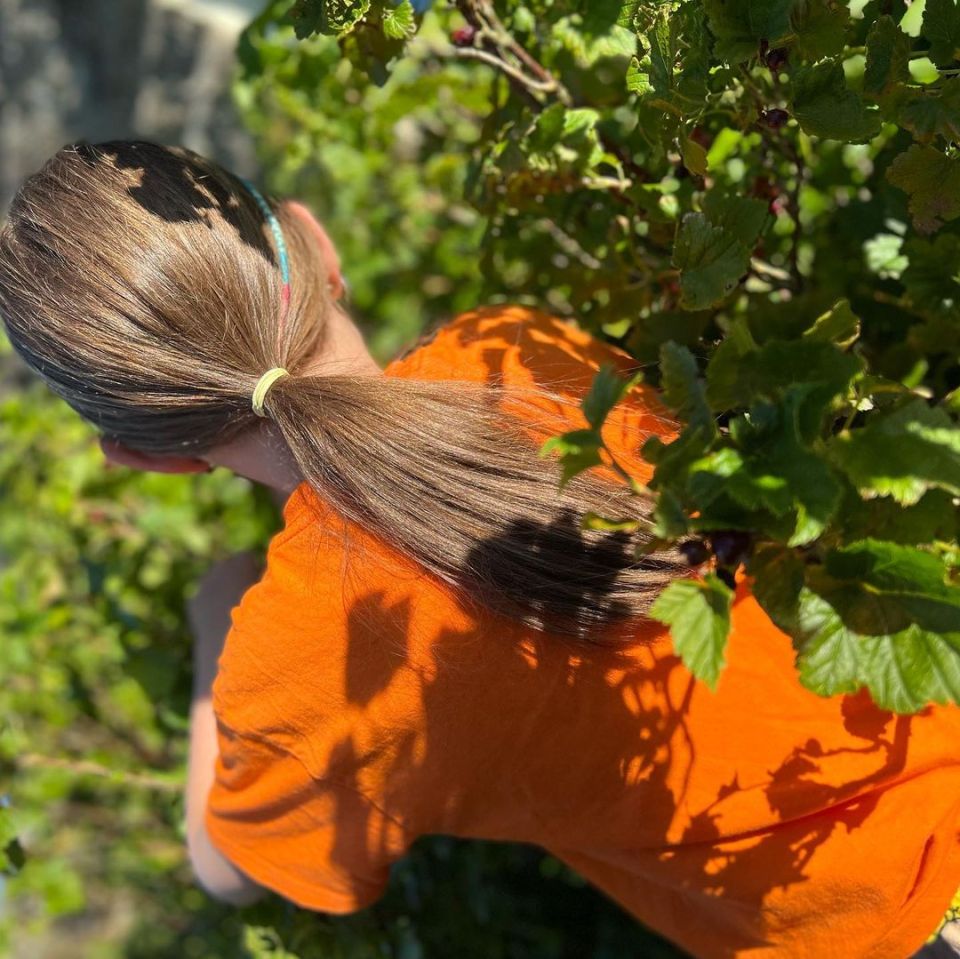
[316,542,920,959]
[277,310,935,958]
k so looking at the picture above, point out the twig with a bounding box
[457,0,574,104]
[17,752,182,793]
[749,256,793,282]
[448,46,560,96]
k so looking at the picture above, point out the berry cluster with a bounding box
[678,530,753,591]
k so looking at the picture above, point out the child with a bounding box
[2,140,959,959]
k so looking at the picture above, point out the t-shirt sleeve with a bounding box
[204,718,398,914]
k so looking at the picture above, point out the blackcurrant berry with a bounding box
[761,109,790,130]
[751,175,778,200]
[679,539,710,566]
[765,47,789,71]
[451,25,477,46]
[716,567,737,591]
[709,529,753,568]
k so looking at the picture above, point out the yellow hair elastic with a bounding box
[251,367,289,418]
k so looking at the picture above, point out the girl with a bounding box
[2,140,959,959]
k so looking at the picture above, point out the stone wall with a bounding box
[0,0,261,210]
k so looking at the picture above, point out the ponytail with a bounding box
[257,369,687,641]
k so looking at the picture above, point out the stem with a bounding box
[458,0,574,105]
[18,752,181,793]
[448,46,560,96]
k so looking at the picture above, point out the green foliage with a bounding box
[792,59,882,142]
[826,396,960,505]
[0,361,280,953]
[886,144,960,233]
[233,0,960,717]
[649,572,734,688]
[923,0,960,67]
[541,363,649,495]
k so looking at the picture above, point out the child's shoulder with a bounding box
[386,303,640,384]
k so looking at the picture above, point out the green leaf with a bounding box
[289,0,371,38]
[652,486,690,538]
[526,104,603,172]
[701,192,769,249]
[649,573,734,689]
[672,213,751,309]
[748,542,807,633]
[836,485,957,545]
[864,15,912,98]
[887,144,960,234]
[687,446,746,505]
[630,7,703,116]
[791,0,850,62]
[740,387,844,546]
[645,422,718,490]
[1,835,25,876]
[689,446,795,515]
[626,309,712,363]
[626,56,653,94]
[679,131,708,176]
[761,560,960,713]
[705,127,744,170]
[744,339,861,419]
[706,336,862,415]
[792,59,882,142]
[801,298,860,347]
[793,588,865,696]
[670,193,767,312]
[922,0,960,66]
[648,8,675,96]
[659,341,713,430]
[582,364,638,430]
[0,808,25,876]
[863,233,908,280]
[704,330,757,411]
[795,588,960,712]
[899,79,960,143]
[551,14,637,68]
[704,0,795,63]
[382,0,416,40]
[857,627,960,713]
[902,233,960,311]
[822,538,960,634]
[540,428,604,488]
[582,0,643,33]
[581,511,641,532]
[827,397,960,505]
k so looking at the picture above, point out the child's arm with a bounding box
[185,551,269,907]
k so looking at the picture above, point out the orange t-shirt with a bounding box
[206,305,960,958]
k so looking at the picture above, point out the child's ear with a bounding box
[283,200,344,298]
[100,437,212,474]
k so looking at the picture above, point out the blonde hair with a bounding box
[0,140,687,643]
